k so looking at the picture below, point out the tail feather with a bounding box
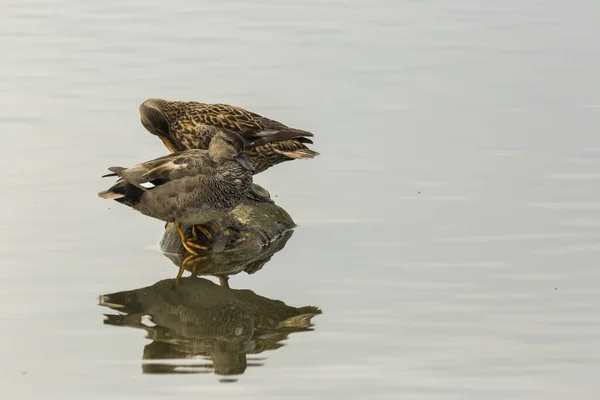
[108,166,127,175]
[97,190,125,200]
[273,147,320,159]
[104,166,148,191]
[102,166,127,178]
[98,166,144,205]
[254,127,313,138]
[296,137,314,144]
[249,129,313,146]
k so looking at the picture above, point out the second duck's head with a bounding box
[209,130,255,172]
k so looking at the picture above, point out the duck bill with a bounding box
[235,154,255,172]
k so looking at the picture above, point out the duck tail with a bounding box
[97,190,125,200]
[98,166,144,205]
[97,183,143,205]
[278,147,320,159]
[272,144,320,160]
[107,166,127,176]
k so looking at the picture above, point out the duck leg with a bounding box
[175,222,209,254]
[192,223,213,241]
[175,254,208,285]
[175,262,185,286]
[217,275,230,289]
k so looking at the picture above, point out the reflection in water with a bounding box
[167,229,295,287]
[99,277,321,379]
[99,230,320,379]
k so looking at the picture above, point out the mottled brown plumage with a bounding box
[97,131,254,253]
[139,98,319,173]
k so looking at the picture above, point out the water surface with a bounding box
[1,0,600,398]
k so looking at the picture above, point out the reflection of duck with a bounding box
[139,98,319,174]
[99,277,321,378]
[98,131,254,254]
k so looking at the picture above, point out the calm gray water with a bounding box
[2,0,600,398]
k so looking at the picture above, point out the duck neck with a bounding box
[210,152,233,165]
[215,158,248,177]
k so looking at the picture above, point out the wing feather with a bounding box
[188,104,314,142]
[107,150,210,189]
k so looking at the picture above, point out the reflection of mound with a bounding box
[99,278,321,377]
[166,229,294,284]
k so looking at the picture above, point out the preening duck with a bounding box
[139,98,319,174]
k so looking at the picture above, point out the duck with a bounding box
[97,130,254,254]
[139,98,319,174]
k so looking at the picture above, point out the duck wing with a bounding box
[200,103,314,144]
[106,149,211,191]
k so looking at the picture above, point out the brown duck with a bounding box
[139,98,319,174]
[97,130,254,254]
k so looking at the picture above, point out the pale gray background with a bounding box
[1,0,599,398]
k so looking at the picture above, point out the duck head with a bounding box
[209,130,255,172]
[139,98,183,153]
